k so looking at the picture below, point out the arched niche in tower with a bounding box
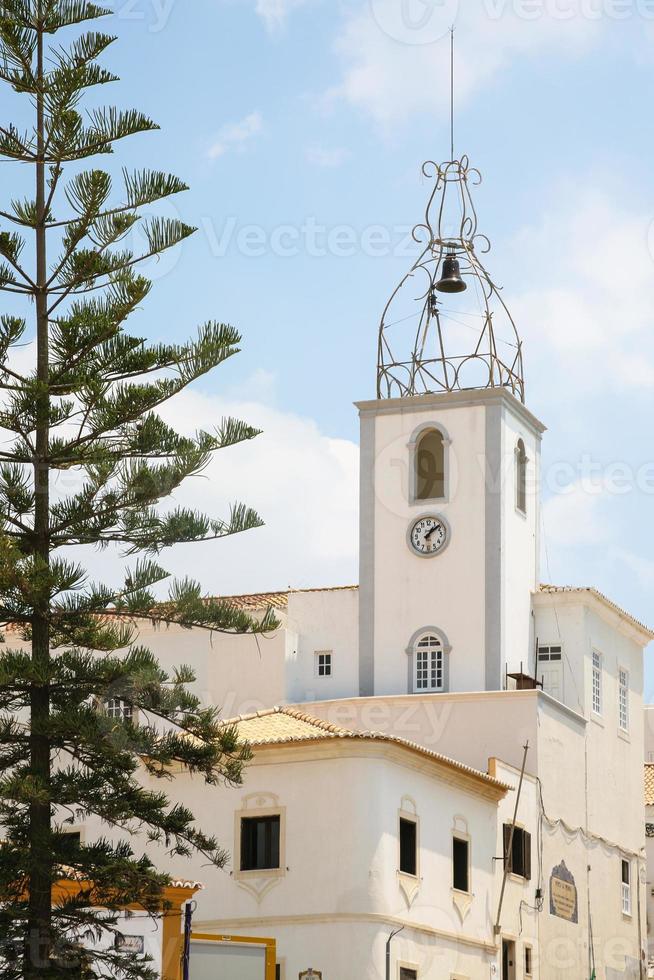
[409,423,450,503]
[516,437,528,515]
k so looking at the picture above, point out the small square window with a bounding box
[240,815,280,872]
[399,817,417,877]
[400,970,417,980]
[315,652,332,677]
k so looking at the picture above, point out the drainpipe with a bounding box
[386,926,404,980]
[182,901,194,980]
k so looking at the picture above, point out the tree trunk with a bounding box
[26,3,52,974]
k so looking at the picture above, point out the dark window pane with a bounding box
[399,818,417,876]
[275,967,281,980]
[400,970,417,980]
[503,825,531,879]
[452,837,469,892]
[525,946,533,975]
[241,816,280,871]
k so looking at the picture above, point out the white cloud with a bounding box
[327,1,600,127]
[305,145,351,168]
[58,384,359,597]
[541,480,613,551]
[510,185,654,391]
[255,0,309,31]
[208,111,263,160]
[608,548,654,591]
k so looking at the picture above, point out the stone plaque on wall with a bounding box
[549,860,578,923]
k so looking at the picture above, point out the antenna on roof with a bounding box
[449,26,455,161]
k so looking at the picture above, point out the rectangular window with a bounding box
[240,815,281,872]
[622,859,632,916]
[106,698,133,722]
[592,651,602,715]
[399,817,417,877]
[315,651,332,677]
[452,837,469,893]
[619,669,629,732]
[524,945,533,977]
[400,970,417,980]
[537,644,562,662]
[503,825,531,880]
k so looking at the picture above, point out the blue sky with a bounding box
[3,1,654,687]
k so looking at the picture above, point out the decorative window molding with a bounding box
[515,438,528,515]
[397,798,420,909]
[233,792,286,903]
[406,627,451,694]
[408,421,451,505]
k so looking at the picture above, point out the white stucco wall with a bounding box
[284,587,359,703]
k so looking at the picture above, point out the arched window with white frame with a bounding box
[408,630,451,694]
[516,438,528,514]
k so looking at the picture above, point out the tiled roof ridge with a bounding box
[539,584,654,638]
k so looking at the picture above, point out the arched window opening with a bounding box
[414,634,444,693]
[516,438,527,514]
[416,428,445,501]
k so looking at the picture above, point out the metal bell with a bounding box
[435,250,467,294]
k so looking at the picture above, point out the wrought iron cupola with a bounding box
[377,154,524,403]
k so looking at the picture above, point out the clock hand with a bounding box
[425,525,439,539]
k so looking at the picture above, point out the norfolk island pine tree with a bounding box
[0,2,278,976]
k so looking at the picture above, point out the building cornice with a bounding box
[240,736,508,804]
[192,911,498,955]
[355,387,546,437]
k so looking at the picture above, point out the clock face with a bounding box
[409,515,448,557]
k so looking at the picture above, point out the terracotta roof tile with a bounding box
[224,706,509,794]
[213,586,358,612]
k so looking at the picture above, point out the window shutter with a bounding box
[503,824,513,872]
[523,831,532,880]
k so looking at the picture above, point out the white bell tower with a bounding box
[358,155,545,697]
